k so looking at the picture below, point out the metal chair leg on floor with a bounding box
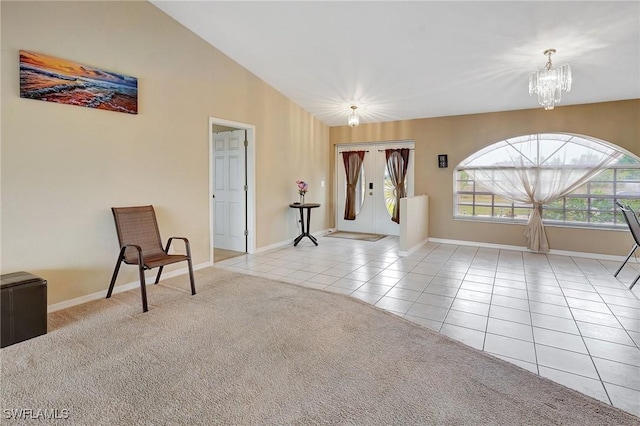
[614,243,637,278]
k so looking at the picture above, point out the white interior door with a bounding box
[213,129,246,251]
[336,142,414,236]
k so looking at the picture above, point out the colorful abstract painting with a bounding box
[19,50,138,114]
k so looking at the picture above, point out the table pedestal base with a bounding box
[289,203,320,247]
[294,232,317,247]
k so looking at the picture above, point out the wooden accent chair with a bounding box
[107,205,196,312]
[614,202,640,290]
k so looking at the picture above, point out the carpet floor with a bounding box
[1,268,638,425]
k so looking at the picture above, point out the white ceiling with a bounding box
[151,1,640,127]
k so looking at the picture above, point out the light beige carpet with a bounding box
[1,268,638,425]
[325,231,386,242]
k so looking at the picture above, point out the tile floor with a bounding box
[215,234,640,417]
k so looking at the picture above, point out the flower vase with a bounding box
[299,194,305,204]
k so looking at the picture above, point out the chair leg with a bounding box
[107,248,127,298]
[154,266,164,284]
[184,240,196,295]
[187,257,196,295]
[154,261,194,295]
[614,243,638,277]
[137,258,148,313]
[630,274,639,290]
[127,245,149,312]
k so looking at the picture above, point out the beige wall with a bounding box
[399,195,429,254]
[331,100,640,256]
[1,1,331,305]
[3,1,638,308]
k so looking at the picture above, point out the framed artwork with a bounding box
[19,50,138,114]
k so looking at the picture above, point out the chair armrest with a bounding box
[121,244,142,254]
[119,244,144,266]
[164,237,192,258]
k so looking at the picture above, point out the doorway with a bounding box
[336,141,414,236]
[209,117,256,264]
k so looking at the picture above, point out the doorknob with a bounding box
[369,192,373,195]
[212,194,215,198]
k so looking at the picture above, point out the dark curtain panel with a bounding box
[342,151,366,220]
[385,148,410,223]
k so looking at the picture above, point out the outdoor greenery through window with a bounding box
[455,135,640,228]
[384,167,407,218]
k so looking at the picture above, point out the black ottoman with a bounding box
[1,272,47,348]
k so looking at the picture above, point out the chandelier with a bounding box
[528,49,572,110]
[348,105,360,127]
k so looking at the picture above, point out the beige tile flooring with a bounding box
[216,234,640,417]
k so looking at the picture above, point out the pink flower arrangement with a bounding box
[296,180,309,195]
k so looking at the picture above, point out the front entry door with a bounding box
[213,129,246,252]
[336,142,414,236]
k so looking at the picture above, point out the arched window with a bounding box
[454,133,640,251]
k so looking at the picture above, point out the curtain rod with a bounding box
[341,148,415,153]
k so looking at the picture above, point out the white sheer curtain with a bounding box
[460,134,623,252]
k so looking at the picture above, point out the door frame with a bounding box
[335,140,414,235]
[208,117,256,263]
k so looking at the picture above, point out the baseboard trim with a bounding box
[50,228,335,312]
[47,261,213,313]
[254,229,333,254]
[51,234,622,313]
[428,238,627,262]
[398,238,430,257]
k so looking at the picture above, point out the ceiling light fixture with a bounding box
[348,105,360,127]
[528,49,572,110]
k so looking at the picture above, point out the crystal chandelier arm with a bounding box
[528,49,572,110]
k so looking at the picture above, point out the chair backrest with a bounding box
[616,202,640,246]
[112,206,165,263]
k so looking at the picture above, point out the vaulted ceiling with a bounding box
[151,1,640,126]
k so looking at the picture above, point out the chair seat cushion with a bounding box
[124,254,189,269]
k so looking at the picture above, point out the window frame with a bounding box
[453,136,640,230]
